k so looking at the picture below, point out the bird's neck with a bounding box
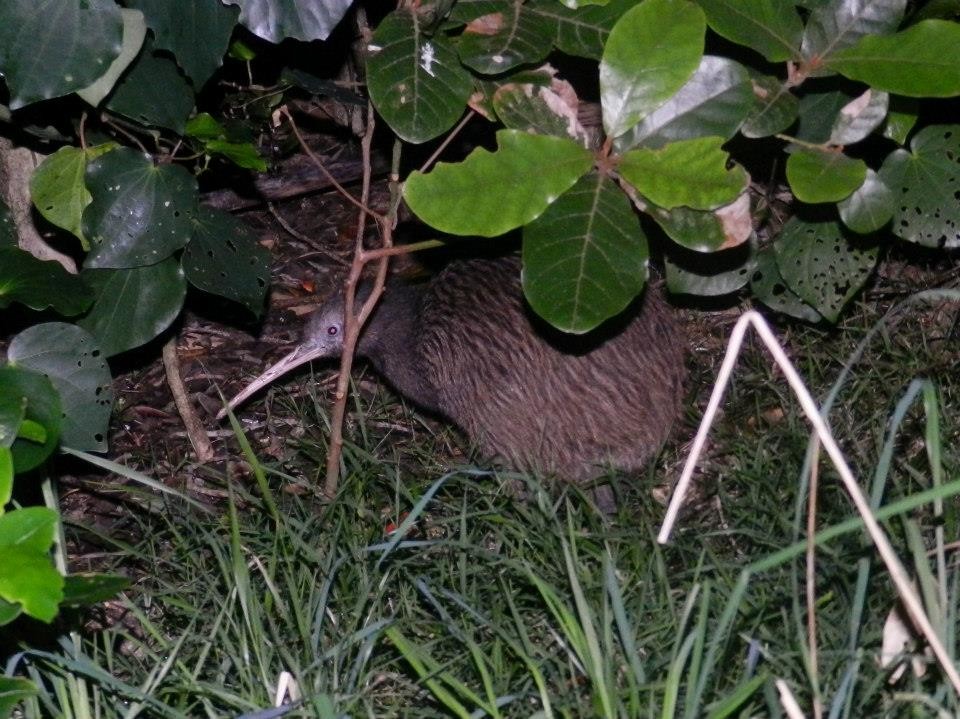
[358,282,442,413]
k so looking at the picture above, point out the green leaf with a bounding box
[83,148,198,269]
[205,140,268,172]
[536,0,641,60]
[741,75,799,138]
[458,2,553,74]
[0,247,94,316]
[0,396,26,452]
[882,97,918,145]
[0,544,63,623]
[127,0,239,88]
[76,8,148,108]
[829,89,888,145]
[774,218,877,322]
[77,258,187,356]
[15,420,47,446]
[367,10,473,144]
[620,137,748,210]
[183,208,270,315]
[879,125,960,248]
[404,130,593,237]
[185,112,226,141]
[837,169,894,234]
[786,150,866,203]
[647,194,752,252]
[522,173,649,333]
[0,368,61,473]
[225,0,352,42]
[0,0,123,109]
[614,56,753,150]
[826,20,960,97]
[750,246,822,321]
[0,597,23,626]
[61,573,130,606]
[31,147,92,245]
[0,447,12,507]
[794,90,853,144]
[492,83,589,142]
[696,0,802,62]
[802,0,906,67]
[8,324,113,452]
[0,677,37,715]
[106,41,195,134]
[665,242,756,296]
[0,507,58,552]
[600,0,705,138]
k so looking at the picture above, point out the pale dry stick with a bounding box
[775,679,806,719]
[162,337,215,463]
[657,310,960,697]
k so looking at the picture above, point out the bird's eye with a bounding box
[327,326,338,336]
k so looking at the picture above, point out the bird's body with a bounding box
[305,256,686,481]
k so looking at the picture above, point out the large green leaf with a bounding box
[786,150,866,203]
[533,0,641,60]
[367,10,473,144]
[620,137,748,210]
[600,0,705,138]
[696,0,802,62]
[794,90,852,144]
[665,242,756,296]
[522,173,648,333]
[0,248,94,316]
[0,506,57,552]
[774,218,877,322]
[61,573,130,606]
[77,258,187,356]
[646,193,752,252]
[828,89,888,145]
[0,367,60,473]
[492,84,587,142]
[801,0,906,67]
[882,97,918,145]
[826,20,960,97]
[183,208,270,315]
[106,41,195,134]
[837,168,894,234]
[225,0,352,42]
[82,148,198,269]
[75,8,148,109]
[741,75,799,138]
[614,56,752,151]
[458,1,553,74]
[128,0,239,88]
[879,125,960,248]
[404,130,593,237]
[8,324,113,452]
[750,246,822,322]
[0,0,122,109]
[0,543,63,623]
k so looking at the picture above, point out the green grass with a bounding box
[6,290,960,717]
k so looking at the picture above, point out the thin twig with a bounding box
[267,202,349,265]
[418,110,476,174]
[162,337,215,463]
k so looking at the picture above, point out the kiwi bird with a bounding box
[222,256,686,482]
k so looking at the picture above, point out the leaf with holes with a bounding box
[802,0,906,73]
[224,0,351,42]
[8,324,113,452]
[697,0,802,62]
[665,242,756,296]
[0,248,94,316]
[838,169,894,234]
[458,2,553,74]
[786,150,866,203]
[77,258,187,356]
[600,0,704,138]
[183,208,270,315]
[830,89,888,145]
[879,125,960,248]
[750,247,822,322]
[615,56,753,150]
[404,130,593,237]
[620,136,748,210]
[522,173,648,333]
[82,148,198,269]
[367,9,473,144]
[774,218,877,322]
[741,75,799,138]
[0,367,60,473]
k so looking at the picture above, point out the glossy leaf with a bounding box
[750,247,822,322]
[600,0,705,138]
[786,150,866,203]
[30,146,103,245]
[367,10,473,143]
[522,173,648,333]
[0,448,11,509]
[696,0,802,62]
[774,218,877,322]
[0,248,94,315]
[802,0,906,66]
[62,573,130,606]
[183,208,270,315]
[0,598,23,626]
[826,20,960,97]
[8,324,113,452]
[536,0,641,60]
[741,75,799,138]
[794,90,852,144]
[75,8,147,108]
[83,148,198,269]
[128,0,239,88]
[106,42,195,134]
[615,56,752,150]
[224,0,352,42]
[620,137,748,210]
[492,84,589,143]
[458,2,553,74]
[77,258,187,356]
[883,98,918,145]
[0,506,57,552]
[0,0,122,109]
[646,193,752,252]
[404,130,593,237]
[838,169,894,234]
[0,396,23,451]
[0,543,63,623]
[0,368,60,473]
[829,89,888,145]
[879,125,960,248]
[665,242,756,296]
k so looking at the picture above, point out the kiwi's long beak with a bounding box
[215,342,331,421]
